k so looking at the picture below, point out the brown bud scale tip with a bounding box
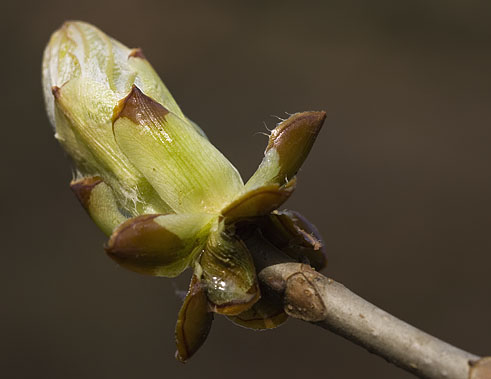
[70,176,103,209]
[51,86,61,99]
[105,214,182,259]
[112,85,169,125]
[128,48,146,59]
[266,111,326,153]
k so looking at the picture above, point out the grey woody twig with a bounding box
[244,233,489,379]
[258,262,488,379]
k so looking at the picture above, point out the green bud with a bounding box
[43,21,327,362]
[246,111,326,190]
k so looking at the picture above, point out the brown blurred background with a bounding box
[1,1,490,378]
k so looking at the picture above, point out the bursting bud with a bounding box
[43,21,327,362]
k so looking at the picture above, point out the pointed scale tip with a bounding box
[128,48,146,59]
[70,176,103,209]
[51,86,61,99]
[267,111,326,153]
[104,214,162,257]
[261,110,326,182]
[112,85,169,125]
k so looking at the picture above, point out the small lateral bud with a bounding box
[246,111,326,189]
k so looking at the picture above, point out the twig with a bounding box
[244,232,490,379]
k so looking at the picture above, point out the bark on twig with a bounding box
[244,233,489,379]
[259,262,482,379]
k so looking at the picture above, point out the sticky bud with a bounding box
[43,21,328,363]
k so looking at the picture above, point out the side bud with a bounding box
[246,111,326,189]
